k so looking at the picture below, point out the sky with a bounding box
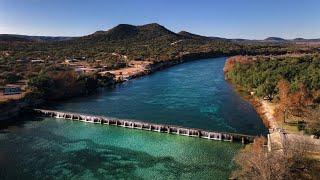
[0,0,319,39]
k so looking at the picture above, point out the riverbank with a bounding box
[103,51,228,83]
[0,52,226,122]
[224,55,320,155]
[224,56,320,179]
[246,97,277,131]
[224,56,320,135]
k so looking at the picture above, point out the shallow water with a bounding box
[0,57,267,179]
[0,118,241,179]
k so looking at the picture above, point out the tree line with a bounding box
[225,54,320,136]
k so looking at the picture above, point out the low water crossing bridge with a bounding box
[34,109,255,144]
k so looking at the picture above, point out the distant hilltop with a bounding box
[0,34,73,42]
[0,23,319,44]
[264,37,287,42]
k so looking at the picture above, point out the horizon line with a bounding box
[0,23,319,40]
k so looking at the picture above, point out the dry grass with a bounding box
[101,61,152,80]
[277,120,300,134]
[308,152,320,161]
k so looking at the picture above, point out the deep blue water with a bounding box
[52,57,267,135]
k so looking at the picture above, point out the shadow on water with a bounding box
[0,124,231,180]
[0,115,44,132]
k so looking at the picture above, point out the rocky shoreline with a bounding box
[223,84,273,133]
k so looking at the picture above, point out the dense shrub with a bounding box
[225,54,320,99]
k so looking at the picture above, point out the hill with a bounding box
[178,31,208,39]
[0,34,34,42]
[80,23,180,42]
[293,38,320,43]
[0,34,72,42]
[0,23,318,67]
[264,37,287,42]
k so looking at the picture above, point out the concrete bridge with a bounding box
[34,109,255,144]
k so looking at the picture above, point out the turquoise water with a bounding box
[0,118,241,179]
[0,57,267,179]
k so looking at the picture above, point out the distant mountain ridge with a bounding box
[0,23,319,44]
[0,34,73,42]
[293,38,320,42]
[178,31,208,39]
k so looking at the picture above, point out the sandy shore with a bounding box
[260,100,278,130]
[250,97,320,153]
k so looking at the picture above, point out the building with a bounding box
[31,59,45,63]
[3,85,22,95]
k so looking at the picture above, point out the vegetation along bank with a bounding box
[224,54,320,179]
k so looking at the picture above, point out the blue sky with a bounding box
[0,0,319,39]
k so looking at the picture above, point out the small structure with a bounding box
[263,96,272,101]
[31,59,44,63]
[170,40,183,46]
[128,60,152,69]
[3,85,22,95]
[111,52,120,56]
[16,58,28,63]
[74,67,98,74]
[73,56,86,61]
[65,59,79,64]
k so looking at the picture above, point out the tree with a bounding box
[256,80,276,100]
[277,79,291,122]
[1,72,22,84]
[232,137,286,180]
[290,84,313,117]
[28,74,54,97]
[305,109,320,137]
[232,136,319,180]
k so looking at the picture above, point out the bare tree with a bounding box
[232,136,319,180]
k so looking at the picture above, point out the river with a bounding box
[0,57,267,179]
